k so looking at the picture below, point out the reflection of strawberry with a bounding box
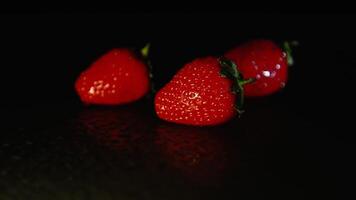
[155,57,253,126]
[155,123,228,184]
[225,40,292,97]
[75,46,150,105]
[74,105,152,152]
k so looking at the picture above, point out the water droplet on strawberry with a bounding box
[262,71,271,77]
[88,87,95,95]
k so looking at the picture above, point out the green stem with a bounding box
[140,43,150,58]
[283,41,298,66]
[240,78,255,86]
[139,43,155,95]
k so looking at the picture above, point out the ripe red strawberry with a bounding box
[154,57,253,126]
[224,39,293,97]
[75,47,150,105]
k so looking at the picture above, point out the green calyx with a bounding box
[219,57,255,115]
[140,43,150,58]
[139,43,156,95]
[283,41,298,66]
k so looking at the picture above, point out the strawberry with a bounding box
[154,57,253,126]
[224,39,294,97]
[75,45,150,105]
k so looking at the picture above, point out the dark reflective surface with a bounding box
[155,123,234,185]
[0,98,352,199]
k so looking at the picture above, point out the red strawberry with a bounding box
[224,39,293,97]
[154,57,253,126]
[75,47,150,105]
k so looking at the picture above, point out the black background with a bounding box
[0,12,355,105]
[0,9,355,199]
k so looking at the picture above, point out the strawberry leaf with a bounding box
[218,57,255,115]
[283,41,298,66]
[136,43,156,96]
[140,43,150,58]
[219,58,239,78]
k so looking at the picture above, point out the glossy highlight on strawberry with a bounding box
[75,48,150,105]
[155,57,237,126]
[224,39,288,97]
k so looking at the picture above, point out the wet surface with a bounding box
[0,96,353,200]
